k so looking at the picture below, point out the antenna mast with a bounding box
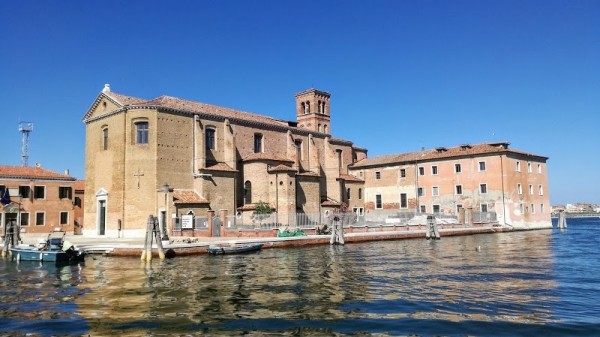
[19,122,33,167]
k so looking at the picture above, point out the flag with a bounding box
[0,188,11,205]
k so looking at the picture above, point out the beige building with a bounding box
[0,165,80,235]
[349,142,551,229]
[82,85,367,237]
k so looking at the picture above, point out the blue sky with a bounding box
[0,0,598,205]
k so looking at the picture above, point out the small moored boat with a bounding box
[10,230,86,264]
[207,243,263,255]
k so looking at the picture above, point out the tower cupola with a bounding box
[295,88,331,134]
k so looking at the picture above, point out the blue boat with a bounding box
[207,243,263,255]
[10,230,86,264]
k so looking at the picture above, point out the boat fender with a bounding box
[62,240,74,252]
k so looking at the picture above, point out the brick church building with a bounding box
[82,85,366,237]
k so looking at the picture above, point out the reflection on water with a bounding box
[2,222,600,336]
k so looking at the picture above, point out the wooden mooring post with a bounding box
[1,221,18,258]
[140,215,165,262]
[330,216,345,245]
[557,211,567,229]
[425,215,440,240]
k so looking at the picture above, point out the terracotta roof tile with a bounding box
[338,174,363,182]
[321,200,340,207]
[203,163,235,172]
[0,165,76,181]
[350,142,547,169]
[104,92,147,105]
[268,164,295,173]
[172,190,209,204]
[141,95,290,128]
[243,153,295,163]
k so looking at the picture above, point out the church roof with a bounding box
[268,164,296,173]
[203,163,236,172]
[337,174,363,182]
[243,153,295,163]
[0,165,76,181]
[172,190,209,204]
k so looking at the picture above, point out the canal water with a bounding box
[1,217,599,336]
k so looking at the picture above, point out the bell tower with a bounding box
[295,89,331,134]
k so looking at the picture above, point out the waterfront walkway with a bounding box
[16,224,512,257]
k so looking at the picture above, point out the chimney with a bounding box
[65,169,70,176]
[102,84,111,93]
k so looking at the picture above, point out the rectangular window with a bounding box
[420,205,426,213]
[295,140,302,160]
[19,186,31,199]
[540,203,545,213]
[529,184,533,195]
[34,186,45,199]
[375,194,382,209]
[433,204,440,214]
[346,188,351,200]
[375,171,381,180]
[20,213,30,226]
[539,185,544,196]
[60,212,69,225]
[419,167,425,176]
[516,161,521,171]
[418,187,424,197]
[400,193,407,208]
[36,212,45,226]
[103,128,108,150]
[358,188,362,199]
[136,122,149,144]
[527,162,532,173]
[400,169,406,178]
[478,161,486,171]
[457,204,463,213]
[253,134,263,153]
[431,166,438,175]
[206,128,215,150]
[481,204,488,212]
[538,164,542,174]
[480,183,487,194]
[455,163,462,173]
[455,185,462,195]
[432,186,439,196]
[59,187,72,200]
[530,204,535,214]
[518,184,523,195]
[519,203,524,214]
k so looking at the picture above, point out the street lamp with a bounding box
[161,183,170,241]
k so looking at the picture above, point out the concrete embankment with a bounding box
[17,224,516,258]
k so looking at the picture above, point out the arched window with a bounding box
[244,181,252,204]
[102,127,108,150]
[323,125,328,134]
[305,101,310,113]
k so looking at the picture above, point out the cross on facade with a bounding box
[133,169,144,189]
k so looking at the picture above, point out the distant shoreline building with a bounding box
[82,85,550,237]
